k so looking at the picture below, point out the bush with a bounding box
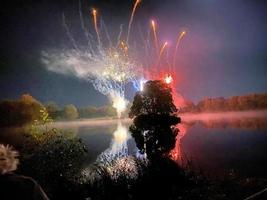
[19,128,87,199]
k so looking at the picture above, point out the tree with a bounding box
[0,94,44,127]
[63,104,79,120]
[78,106,98,118]
[45,102,60,119]
[129,80,180,158]
[129,80,177,118]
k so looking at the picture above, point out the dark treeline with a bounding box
[181,93,267,113]
[0,94,119,127]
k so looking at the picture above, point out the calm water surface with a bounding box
[56,111,267,178]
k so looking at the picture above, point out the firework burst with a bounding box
[42,0,187,117]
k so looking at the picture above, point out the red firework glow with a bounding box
[164,74,173,84]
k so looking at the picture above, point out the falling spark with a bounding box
[92,8,101,46]
[151,20,159,51]
[126,0,141,44]
[172,30,186,68]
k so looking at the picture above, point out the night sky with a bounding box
[1,0,267,107]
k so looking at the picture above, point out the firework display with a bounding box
[42,0,187,118]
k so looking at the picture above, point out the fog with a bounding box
[52,110,267,130]
[181,110,267,123]
[52,117,131,128]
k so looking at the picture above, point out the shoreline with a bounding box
[51,110,267,127]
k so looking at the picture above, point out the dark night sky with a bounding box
[0,0,267,107]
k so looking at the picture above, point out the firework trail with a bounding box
[126,0,142,45]
[62,13,79,51]
[42,0,188,117]
[172,30,186,69]
[158,41,168,61]
[92,8,101,46]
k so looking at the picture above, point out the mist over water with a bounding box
[181,110,267,123]
[52,110,267,129]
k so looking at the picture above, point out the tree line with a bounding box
[1,92,266,127]
[181,93,267,113]
[0,94,118,127]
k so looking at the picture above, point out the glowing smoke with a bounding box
[41,0,147,118]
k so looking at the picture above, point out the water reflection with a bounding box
[199,117,267,130]
[50,111,267,178]
[170,123,189,164]
[168,112,267,177]
[97,121,130,162]
[175,114,267,177]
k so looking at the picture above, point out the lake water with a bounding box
[54,111,267,179]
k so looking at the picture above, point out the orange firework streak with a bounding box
[151,20,159,51]
[159,42,168,58]
[126,0,141,44]
[158,42,168,62]
[92,8,100,46]
[172,30,186,68]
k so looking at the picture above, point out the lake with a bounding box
[53,110,267,179]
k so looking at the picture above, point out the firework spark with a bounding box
[42,0,188,118]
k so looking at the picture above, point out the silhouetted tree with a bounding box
[129,80,180,158]
[129,80,178,117]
